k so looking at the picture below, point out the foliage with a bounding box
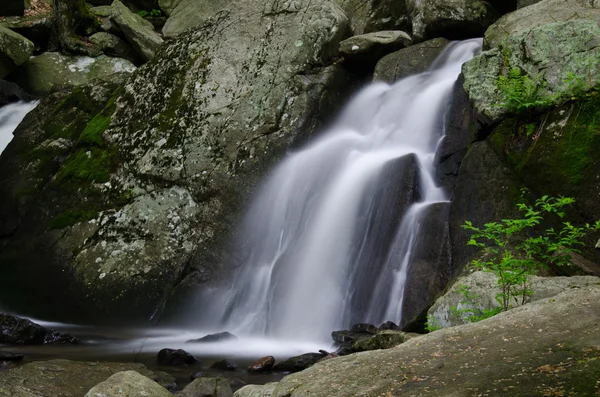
[138,9,162,17]
[425,315,442,332]
[497,68,549,115]
[463,194,600,312]
[450,285,502,323]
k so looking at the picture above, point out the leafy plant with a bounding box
[498,68,549,115]
[450,285,502,323]
[463,194,600,312]
[425,314,442,332]
[138,9,162,17]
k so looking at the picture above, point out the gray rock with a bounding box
[107,0,164,61]
[0,25,34,79]
[183,377,233,397]
[8,52,136,95]
[162,0,231,38]
[158,0,181,16]
[0,360,163,397]
[373,37,450,83]
[339,30,412,64]
[235,284,600,396]
[186,331,238,343]
[234,383,278,397]
[428,271,600,328]
[89,32,140,65]
[408,0,499,42]
[484,0,600,49]
[0,0,354,323]
[272,353,324,373]
[351,330,413,352]
[84,370,172,397]
[518,0,542,7]
[464,19,600,124]
[333,0,410,34]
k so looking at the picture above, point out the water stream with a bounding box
[0,101,39,154]
[191,39,483,343]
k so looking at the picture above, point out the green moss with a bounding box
[490,94,600,195]
[78,112,111,147]
[51,209,97,230]
[54,148,116,184]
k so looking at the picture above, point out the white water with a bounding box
[0,101,39,154]
[186,39,483,344]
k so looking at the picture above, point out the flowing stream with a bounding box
[193,39,483,343]
[0,101,39,154]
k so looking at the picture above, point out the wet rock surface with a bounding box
[248,356,275,373]
[0,312,78,345]
[272,353,325,373]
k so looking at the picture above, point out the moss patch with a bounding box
[490,94,600,196]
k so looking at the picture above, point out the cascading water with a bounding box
[194,39,483,343]
[0,100,39,154]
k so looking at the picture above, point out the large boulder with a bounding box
[7,52,136,95]
[407,0,499,42]
[158,0,182,16]
[0,359,169,397]
[232,285,600,396]
[428,271,600,329]
[332,0,410,34]
[463,19,600,125]
[89,32,140,65]
[484,0,600,49]
[488,96,600,265]
[339,30,412,70]
[0,25,34,79]
[234,383,278,397]
[0,0,353,323]
[0,312,78,344]
[373,37,449,83]
[84,370,172,397]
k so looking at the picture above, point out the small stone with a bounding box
[248,356,275,373]
[157,348,197,365]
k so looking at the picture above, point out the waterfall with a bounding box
[196,39,482,342]
[0,101,39,154]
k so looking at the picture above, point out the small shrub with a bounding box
[138,9,162,17]
[463,194,600,312]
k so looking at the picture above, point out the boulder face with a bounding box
[373,37,449,83]
[463,19,600,124]
[484,0,600,49]
[7,52,136,95]
[233,285,600,397]
[161,0,231,38]
[428,271,600,329]
[333,0,410,34]
[408,0,499,42]
[0,0,353,324]
[84,370,172,397]
[0,25,34,79]
[0,360,167,397]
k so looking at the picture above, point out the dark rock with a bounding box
[210,359,238,371]
[0,80,34,106]
[400,202,452,329]
[0,312,78,345]
[334,344,353,356]
[351,330,412,352]
[157,348,197,366]
[190,371,205,380]
[272,353,324,373]
[374,38,450,83]
[378,321,399,331]
[248,356,275,373]
[0,14,54,53]
[435,74,481,194]
[350,323,378,335]
[0,0,24,17]
[152,370,177,392]
[0,352,23,362]
[186,332,237,344]
[331,330,361,344]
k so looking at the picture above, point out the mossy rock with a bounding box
[351,330,412,352]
